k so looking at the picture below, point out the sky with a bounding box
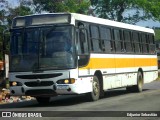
[6,0,160,28]
[137,20,160,28]
[7,0,19,7]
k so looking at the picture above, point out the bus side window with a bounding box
[132,32,141,53]
[76,28,90,67]
[146,34,150,53]
[77,29,89,55]
[113,29,123,52]
[99,27,112,53]
[90,25,101,52]
[141,33,148,53]
[148,34,155,54]
[124,30,132,53]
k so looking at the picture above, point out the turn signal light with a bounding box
[70,78,75,84]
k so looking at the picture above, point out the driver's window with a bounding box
[77,29,89,55]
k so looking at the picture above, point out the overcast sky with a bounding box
[8,0,19,7]
[7,0,160,28]
[137,20,160,28]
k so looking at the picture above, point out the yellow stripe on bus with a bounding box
[80,58,157,69]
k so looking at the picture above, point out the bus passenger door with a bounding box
[76,28,90,77]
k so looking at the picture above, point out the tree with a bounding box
[0,26,4,60]
[91,0,160,24]
[154,28,160,41]
[0,0,9,60]
[6,0,33,26]
[0,0,8,25]
[7,5,33,25]
[0,0,33,60]
[33,0,90,14]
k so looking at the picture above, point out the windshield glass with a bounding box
[10,25,75,72]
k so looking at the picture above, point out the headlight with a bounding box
[64,79,69,84]
[57,78,75,84]
[10,81,22,86]
[12,82,17,86]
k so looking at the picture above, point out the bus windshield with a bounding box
[10,25,76,72]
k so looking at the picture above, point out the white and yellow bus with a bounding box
[9,13,158,103]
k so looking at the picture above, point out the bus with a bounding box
[9,13,158,104]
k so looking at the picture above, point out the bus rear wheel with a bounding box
[87,76,100,101]
[135,71,143,92]
[36,97,50,104]
[126,71,143,92]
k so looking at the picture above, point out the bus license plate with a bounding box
[57,85,69,90]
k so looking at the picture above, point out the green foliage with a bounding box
[0,0,33,60]
[91,0,160,24]
[7,6,33,25]
[0,26,4,60]
[0,26,10,60]
[33,0,90,14]
[154,29,160,41]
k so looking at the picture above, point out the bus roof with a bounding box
[71,13,154,34]
[12,13,154,34]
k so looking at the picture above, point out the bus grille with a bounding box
[24,81,54,87]
[25,89,56,96]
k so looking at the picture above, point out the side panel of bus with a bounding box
[76,19,158,93]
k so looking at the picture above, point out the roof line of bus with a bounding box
[12,12,70,19]
[13,12,154,34]
[71,13,154,34]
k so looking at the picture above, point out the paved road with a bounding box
[0,80,160,120]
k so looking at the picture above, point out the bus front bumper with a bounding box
[9,78,93,97]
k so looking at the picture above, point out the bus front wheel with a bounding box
[87,76,100,101]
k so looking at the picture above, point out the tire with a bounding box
[126,71,143,92]
[135,71,143,92]
[36,97,50,104]
[87,76,100,101]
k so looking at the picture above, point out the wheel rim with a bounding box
[93,80,99,96]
